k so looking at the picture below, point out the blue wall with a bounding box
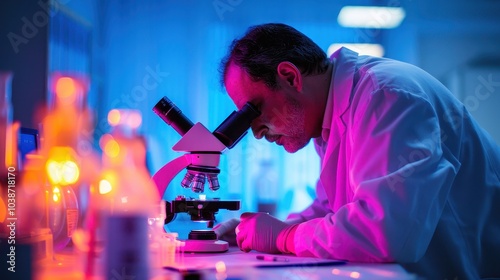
[55,0,500,237]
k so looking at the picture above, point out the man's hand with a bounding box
[213,218,239,246]
[235,212,290,253]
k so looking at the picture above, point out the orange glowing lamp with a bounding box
[45,147,80,186]
[51,74,86,107]
[95,169,118,196]
[100,134,120,159]
[55,76,77,106]
[55,77,77,98]
[52,186,61,202]
[108,109,142,129]
[98,179,113,195]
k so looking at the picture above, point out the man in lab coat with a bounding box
[214,23,500,279]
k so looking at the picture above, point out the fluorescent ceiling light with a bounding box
[328,44,385,57]
[338,6,406,29]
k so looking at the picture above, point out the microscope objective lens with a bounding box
[208,174,220,191]
[191,173,206,193]
[181,171,195,188]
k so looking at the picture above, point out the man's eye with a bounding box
[247,101,261,112]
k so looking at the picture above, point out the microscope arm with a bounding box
[152,152,222,200]
[152,155,189,200]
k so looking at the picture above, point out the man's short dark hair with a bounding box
[220,23,329,90]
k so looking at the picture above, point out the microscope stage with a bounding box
[180,239,229,253]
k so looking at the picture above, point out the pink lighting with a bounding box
[331,268,363,278]
[215,261,226,273]
[350,271,361,278]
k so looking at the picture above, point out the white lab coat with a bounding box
[288,48,500,279]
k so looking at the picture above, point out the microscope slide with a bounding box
[163,248,345,272]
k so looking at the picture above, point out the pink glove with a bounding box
[236,212,295,254]
[213,218,239,246]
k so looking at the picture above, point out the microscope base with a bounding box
[180,239,229,253]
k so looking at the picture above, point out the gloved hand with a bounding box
[235,212,290,254]
[213,218,239,246]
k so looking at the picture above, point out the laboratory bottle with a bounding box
[35,75,92,254]
[99,124,161,280]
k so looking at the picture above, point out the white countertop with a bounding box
[37,246,418,280]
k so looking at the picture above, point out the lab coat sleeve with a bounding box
[293,87,460,263]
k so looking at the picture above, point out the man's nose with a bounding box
[251,121,267,139]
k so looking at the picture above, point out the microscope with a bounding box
[151,96,260,253]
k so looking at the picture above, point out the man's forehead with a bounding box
[225,63,255,109]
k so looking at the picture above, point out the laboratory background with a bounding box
[1,0,500,279]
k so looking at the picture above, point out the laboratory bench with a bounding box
[35,246,418,280]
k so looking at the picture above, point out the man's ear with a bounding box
[277,61,302,92]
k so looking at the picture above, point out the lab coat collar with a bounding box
[321,47,359,145]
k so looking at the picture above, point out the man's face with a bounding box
[225,62,311,153]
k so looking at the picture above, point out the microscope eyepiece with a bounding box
[153,96,194,136]
[213,102,261,149]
